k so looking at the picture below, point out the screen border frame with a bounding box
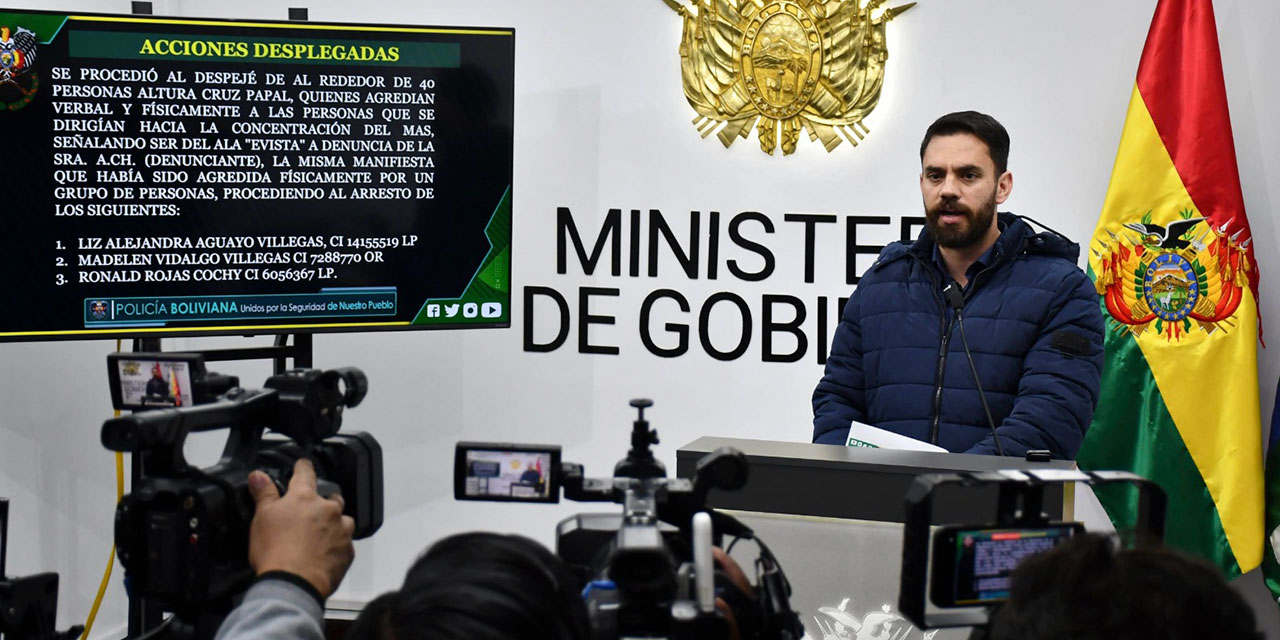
[0,7,515,343]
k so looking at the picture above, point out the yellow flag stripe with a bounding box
[1093,86,1263,570]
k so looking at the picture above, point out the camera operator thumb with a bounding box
[215,459,356,640]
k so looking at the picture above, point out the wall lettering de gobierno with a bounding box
[524,207,925,364]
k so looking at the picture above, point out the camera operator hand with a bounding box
[714,547,751,640]
[248,458,355,598]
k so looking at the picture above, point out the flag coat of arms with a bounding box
[1077,0,1263,578]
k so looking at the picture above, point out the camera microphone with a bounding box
[692,512,715,614]
[943,280,1006,457]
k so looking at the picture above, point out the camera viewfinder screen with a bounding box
[463,449,553,500]
[116,358,195,408]
[950,526,1076,605]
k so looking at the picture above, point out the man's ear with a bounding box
[995,171,1013,205]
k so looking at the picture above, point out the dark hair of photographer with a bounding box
[345,532,591,640]
[988,533,1264,640]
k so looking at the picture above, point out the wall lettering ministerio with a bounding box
[524,207,925,364]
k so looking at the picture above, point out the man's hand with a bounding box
[713,547,752,640]
[247,458,355,599]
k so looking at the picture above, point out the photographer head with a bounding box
[346,532,590,640]
[988,533,1263,640]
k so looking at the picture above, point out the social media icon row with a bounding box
[426,301,503,319]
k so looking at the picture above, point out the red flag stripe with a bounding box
[1135,0,1259,307]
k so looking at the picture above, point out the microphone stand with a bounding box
[942,281,1006,457]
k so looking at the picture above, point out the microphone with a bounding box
[942,279,965,311]
[943,280,1006,457]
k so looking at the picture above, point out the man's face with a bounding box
[919,133,1011,249]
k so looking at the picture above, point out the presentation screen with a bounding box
[0,9,513,341]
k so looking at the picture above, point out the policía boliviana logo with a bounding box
[1093,209,1252,341]
[659,0,915,155]
[0,25,38,110]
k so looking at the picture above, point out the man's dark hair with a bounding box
[919,111,1010,174]
[988,533,1264,640]
[346,532,591,640]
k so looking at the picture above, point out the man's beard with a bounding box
[924,190,997,249]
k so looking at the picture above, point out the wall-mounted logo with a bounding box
[0,25,38,111]
[660,0,914,155]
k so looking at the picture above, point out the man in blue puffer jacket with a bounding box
[812,111,1104,459]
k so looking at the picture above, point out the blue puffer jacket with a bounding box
[812,213,1104,459]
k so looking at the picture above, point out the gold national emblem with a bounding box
[1092,209,1252,341]
[660,0,915,155]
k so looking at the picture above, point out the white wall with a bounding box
[1,0,1277,636]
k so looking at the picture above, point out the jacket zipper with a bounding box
[922,265,950,446]
[920,244,1007,445]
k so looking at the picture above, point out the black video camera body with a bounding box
[455,399,804,640]
[103,367,384,621]
[898,469,1166,632]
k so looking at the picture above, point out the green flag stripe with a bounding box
[1078,298,1241,577]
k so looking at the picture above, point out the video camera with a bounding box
[455,399,805,640]
[102,360,384,638]
[898,469,1166,632]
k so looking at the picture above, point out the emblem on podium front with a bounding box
[660,0,915,155]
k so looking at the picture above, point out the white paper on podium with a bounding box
[844,420,946,453]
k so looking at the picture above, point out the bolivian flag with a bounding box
[169,369,183,407]
[1077,0,1262,578]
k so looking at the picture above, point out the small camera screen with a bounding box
[116,358,195,408]
[949,526,1077,604]
[462,449,554,500]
